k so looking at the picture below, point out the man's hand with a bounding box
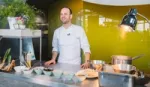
[44,59,56,66]
[81,52,90,69]
[81,62,90,69]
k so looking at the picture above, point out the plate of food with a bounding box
[76,69,98,79]
[84,69,98,79]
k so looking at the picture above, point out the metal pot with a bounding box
[111,54,144,65]
[90,60,105,71]
[112,64,136,73]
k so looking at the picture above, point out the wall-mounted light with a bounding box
[120,8,137,32]
[120,8,150,32]
[119,8,150,39]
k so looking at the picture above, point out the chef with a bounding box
[45,7,91,69]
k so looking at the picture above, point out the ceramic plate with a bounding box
[76,69,98,79]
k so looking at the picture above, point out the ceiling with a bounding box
[84,2,150,20]
[83,0,150,6]
[26,0,150,20]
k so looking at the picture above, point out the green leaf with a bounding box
[3,48,11,63]
[7,55,11,64]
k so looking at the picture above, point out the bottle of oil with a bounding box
[26,52,32,68]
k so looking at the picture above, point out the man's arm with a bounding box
[81,52,91,69]
[44,51,58,66]
[84,52,90,63]
[79,27,91,60]
[51,51,58,61]
[45,30,59,66]
[79,27,91,68]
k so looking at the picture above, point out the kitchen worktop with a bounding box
[0,61,150,87]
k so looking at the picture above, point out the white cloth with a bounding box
[52,24,90,65]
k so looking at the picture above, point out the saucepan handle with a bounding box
[132,54,144,60]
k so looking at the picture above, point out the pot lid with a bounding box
[112,55,132,60]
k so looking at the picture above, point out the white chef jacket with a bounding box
[52,24,90,65]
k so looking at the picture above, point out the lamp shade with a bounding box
[121,8,137,30]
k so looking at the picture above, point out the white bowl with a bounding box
[72,75,86,85]
[23,68,33,75]
[63,71,74,80]
[33,67,44,75]
[14,66,26,73]
[53,70,63,78]
[43,70,52,76]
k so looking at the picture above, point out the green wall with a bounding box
[48,0,150,73]
[83,2,150,73]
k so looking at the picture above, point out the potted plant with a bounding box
[0,0,41,29]
[0,0,42,63]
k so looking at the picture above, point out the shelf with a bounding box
[0,29,41,38]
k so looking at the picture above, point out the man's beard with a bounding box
[61,20,69,24]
